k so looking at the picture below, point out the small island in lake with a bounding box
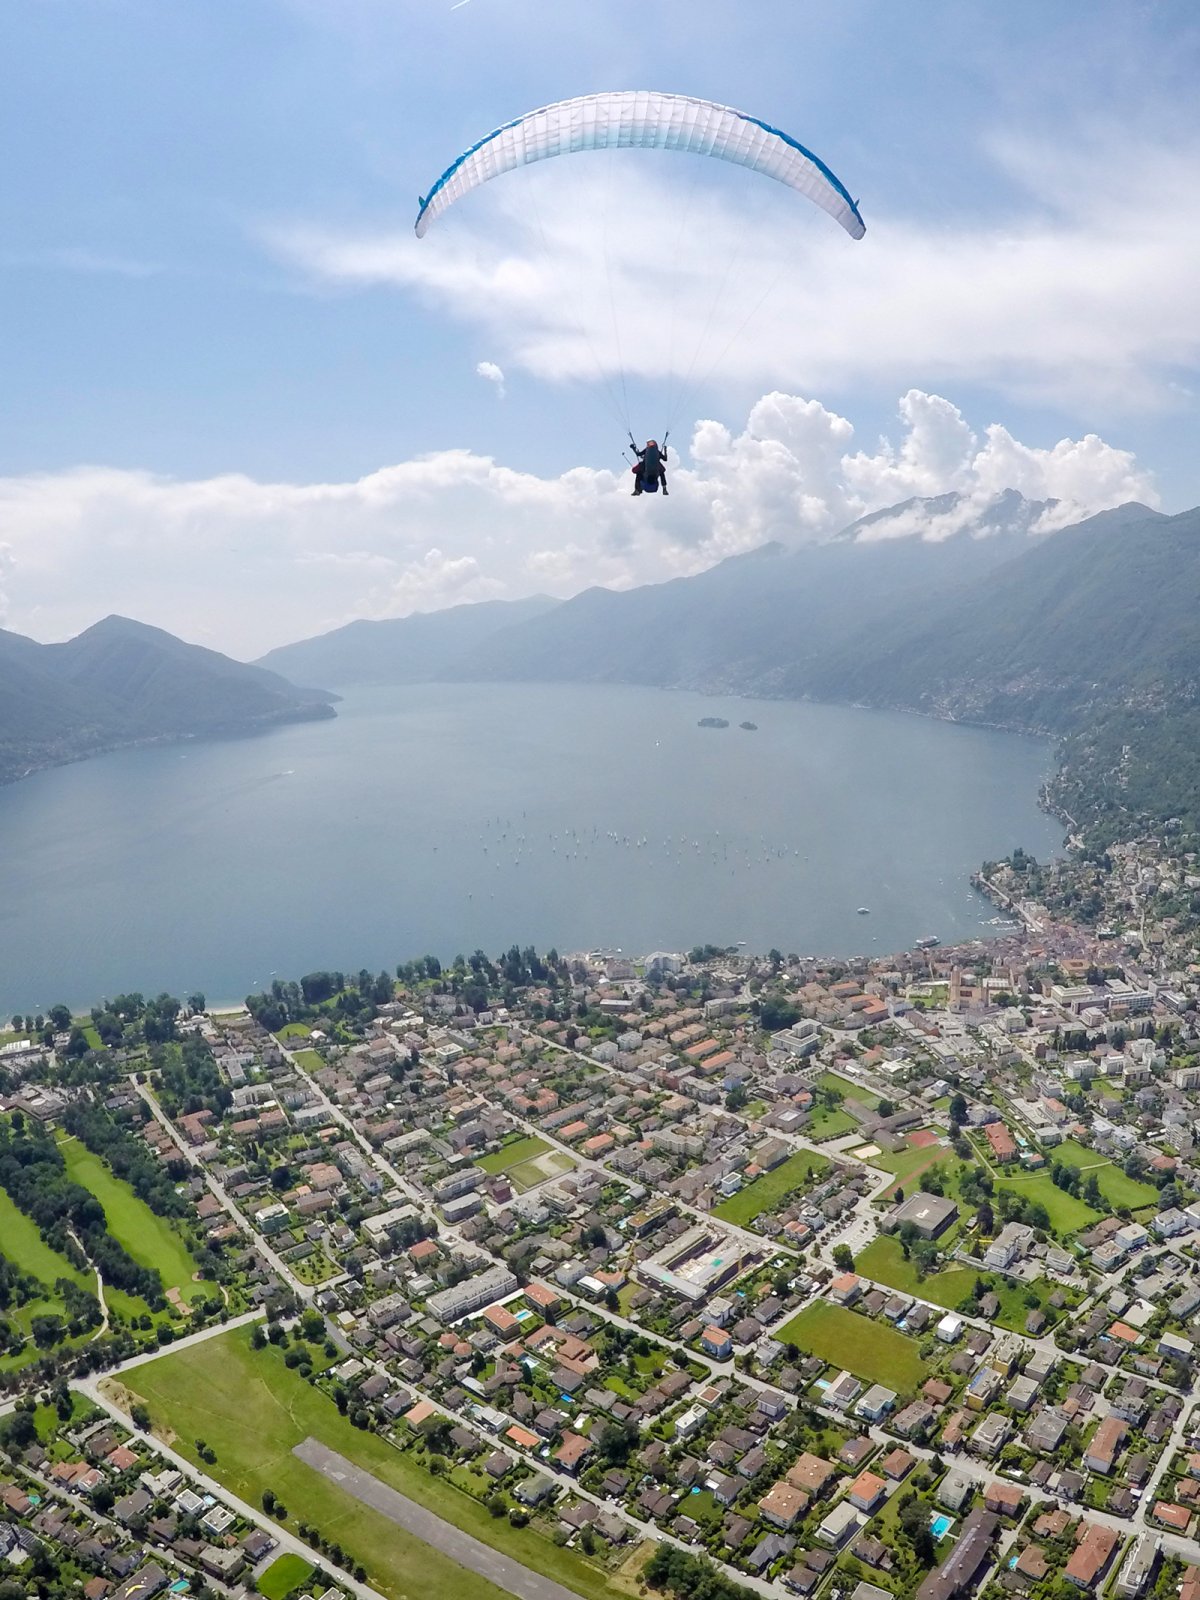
[698,716,730,729]
[739,721,758,731]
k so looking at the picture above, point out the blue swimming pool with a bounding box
[930,1513,954,1540]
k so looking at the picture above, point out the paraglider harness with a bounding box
[630,433,669,496]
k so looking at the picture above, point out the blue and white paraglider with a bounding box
[415,91,865,488]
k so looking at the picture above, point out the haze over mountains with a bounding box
[261,492,1185,735]
[3,491,1196,830]
[0,615,335,785]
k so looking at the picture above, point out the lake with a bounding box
[0,682,1062,1013]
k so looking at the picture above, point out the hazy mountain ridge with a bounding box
[261,494,1183,741]
[0,615,336,785]
[255,595,559,687]
[448,501,1060,696]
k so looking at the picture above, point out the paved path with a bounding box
[294,1439,583,1600]
[104,1306,265,1373]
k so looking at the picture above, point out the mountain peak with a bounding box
[838,488,1055,546]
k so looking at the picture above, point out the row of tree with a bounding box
[0,1121,167,1309]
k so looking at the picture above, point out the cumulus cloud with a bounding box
[475,359,506,398]
[0,391,1157,658]
[265,130,1200,411]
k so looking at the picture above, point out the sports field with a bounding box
[124,1326,630,1600]
[776,1300,924,1391]
[713,1150,829,1226]
[58,1135,206,1304]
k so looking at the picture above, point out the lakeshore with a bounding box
[0,680,1061,1015]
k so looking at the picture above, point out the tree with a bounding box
[877,1098,895,1118]
[598,1420,638,1465]
[949,1092,968,1123]
[832,1244,855,1272]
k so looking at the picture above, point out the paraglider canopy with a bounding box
[414,90,865,240]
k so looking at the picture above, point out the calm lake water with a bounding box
[0,682,1062,1013]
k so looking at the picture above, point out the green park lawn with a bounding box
[806,1106,857,1140]
[1050,1140,1161,1211]
[0,1189,100,1371]
[476,1135,551,1174]
[713,1150,829,1226]
[776,1301,924,1391]
[991,1170,1101,1237]
[817,1072,881,1109]
[871,1141,954,1189]
[507,1151,575,1191]
[292,1049,324,1072]
[855,1236,976,1312]
[57,1135,206,1304]
[0,1187,92,1290]
[855,1235,1077,1333]
[276,1023,313,1041]
[124,1326,633,1600]
[257,1555,316,1600]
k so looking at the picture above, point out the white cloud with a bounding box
[475,359,506,398]
[0,391,1157,658]
[264,130,1200,411]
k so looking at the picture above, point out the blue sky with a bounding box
[1,0,1198,653]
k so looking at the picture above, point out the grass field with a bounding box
[855,1238,1074,1332]
[0,1187,92,1289]
[507,1151,575,1191]
[257,1555,315,1600]
[0,1189,99,1371]
[276,1023,313,1041]
[476,1136,551,1174]
[58,1136,206,1305]
[124,1326,632,1600]
[855,1236,976,1312]
[292,1049,324,1072]
[777,1301,925,1391]
[712,1150,829,1226]
[807,1107,856,1140]
[817,1072,881,1110]
[1050,1141,1161,1211]
[870,1142,952,1183]
[991,1170,1101,1237]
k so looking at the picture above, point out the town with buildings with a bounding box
[4,889,1200,1600]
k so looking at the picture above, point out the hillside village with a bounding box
[4,920,1200,1600]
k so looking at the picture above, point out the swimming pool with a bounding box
[930,1513,954,1540]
